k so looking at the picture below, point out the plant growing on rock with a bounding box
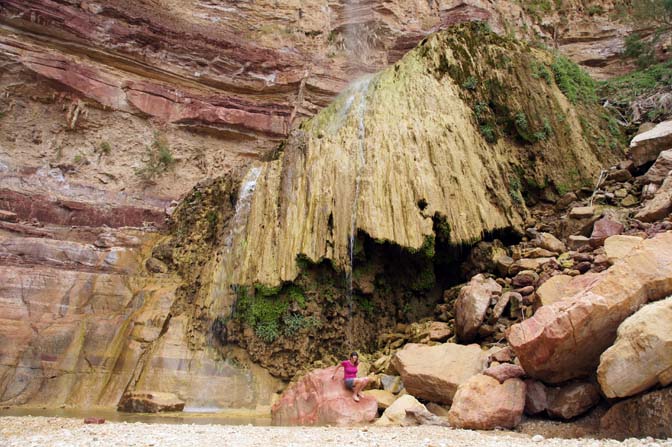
[135,132,176,183]
[551,54,597,104]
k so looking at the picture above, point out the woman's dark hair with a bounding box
[350,352,359,364]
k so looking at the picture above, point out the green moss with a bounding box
[287,285,307,308]
[255,284,282,298]
[551,54,597,104]
[509,174,524,204]
[531,61,552,84]
[480,124,497,143]
[410,264,436,291]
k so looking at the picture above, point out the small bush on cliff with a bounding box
[551,54,597,104]
[135,132,176,183]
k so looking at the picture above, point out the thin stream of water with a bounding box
[344,76,372,349]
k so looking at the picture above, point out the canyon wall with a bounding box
[0,0,636,409]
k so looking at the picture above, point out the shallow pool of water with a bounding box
[0,407,272,426]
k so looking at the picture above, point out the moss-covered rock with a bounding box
[216,22,623,289]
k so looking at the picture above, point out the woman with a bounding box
[332,352,369,402]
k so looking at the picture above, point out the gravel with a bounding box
[1,417,671,447]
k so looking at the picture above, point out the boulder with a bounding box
[271,367,377,426]
[380,374,404,394]
[117,392,185,413]
[597,297,672,399]
[546,381,600,420]
[448,374,526,430]
[629,119,672,166]
[606,168,632,182]
[489,347,514,363]
[567,235,590,250]
[536,274,573,306]
[589,217,624,247]
[362,389,397,410]
[533,232,566,253]
[508,257,556,275]
[495,255,514,277]
[425,402,451,418]
[640,148,672,185]
[483,363,525,383]
[512,270,538,288]
[491,292,517,321]
[569,206,596,219]
[507,232,672,384]
[455,274,501,342]
[524,380,548,415]
[600,386,672,440]
[604,235,644,264]
[635,174,672,222]
[392,343,488,404]
[375,394,431,426]
[427,321,452,342]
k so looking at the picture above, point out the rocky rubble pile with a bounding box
[271,120,672,438]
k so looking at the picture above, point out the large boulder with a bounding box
[546,381,600,420]
[455,274,501,342]
[533,232,566,253]
[362,389,397,410]
[597,297,672,399]
[601,386,672,440]
[448,374,526,430]
[635,173,672,222]
[604,235,644,264]
[392,343,488,404]
[507,232,672,384]
[117,392,185,413]
[640,148,672,185]
[375,394,438,426]
[629,119,672,166]
[536,274,573,306]
[271,367,377,426]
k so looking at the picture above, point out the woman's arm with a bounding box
[331,363,343,380]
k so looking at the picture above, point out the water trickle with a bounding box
[343,75,373,347]
[224,166,262,252]
[215,166,262,317]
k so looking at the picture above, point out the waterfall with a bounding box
[224,166,262,252]
[343,75,373,347]
[213,165,262,318]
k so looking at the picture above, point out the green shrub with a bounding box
[99,141,112,155]
[624,33,656,68]
[551,54,597,104]
[462,76,478,90]
[255,322,280,343]
[587,5,604,15]
[480,124,497,143]
[135,132,176,183]
[531,61,552,84]
[599,60,672,104]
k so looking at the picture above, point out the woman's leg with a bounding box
[353,377,369,397]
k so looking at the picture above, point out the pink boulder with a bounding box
[507,232,672,384]
[590,217,624,248]
[271,367,377,426]
[448,374,526,430]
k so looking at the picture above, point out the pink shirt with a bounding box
[341,360,358,379]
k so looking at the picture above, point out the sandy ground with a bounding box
[1,417,671,447]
